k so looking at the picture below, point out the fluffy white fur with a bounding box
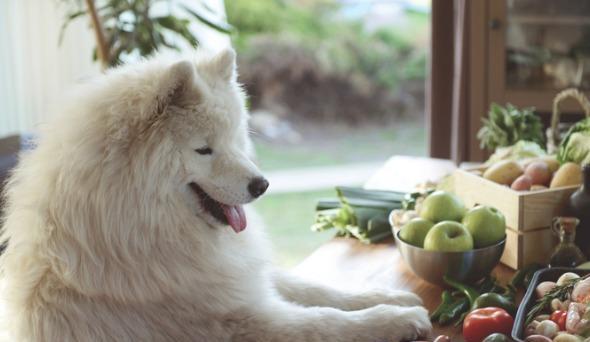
[0,49,432,341]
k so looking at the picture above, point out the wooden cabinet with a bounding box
[467,0,590,161]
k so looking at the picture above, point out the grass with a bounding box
[254,122,427,171]
[253,189,336,268]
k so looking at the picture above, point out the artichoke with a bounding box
[477,103,545,151]
[558,117,590,166]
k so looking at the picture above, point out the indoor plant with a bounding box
[60,0,232,69]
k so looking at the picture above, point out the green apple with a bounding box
[462,205,506,248]
[420,191,466,223]
[399,218,435,247]
[423,221,474,252]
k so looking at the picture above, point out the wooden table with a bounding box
[293,156,516,340]
[293,238,515,340]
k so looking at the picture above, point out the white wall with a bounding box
[0,0,99,136]
[0,0,229,137]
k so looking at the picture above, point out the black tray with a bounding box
[512,267,590,342]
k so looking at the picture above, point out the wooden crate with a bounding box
[454,169,577,231]
[502,227,555,269]
[453,169,579,269]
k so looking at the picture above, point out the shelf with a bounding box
[509,15,590,26]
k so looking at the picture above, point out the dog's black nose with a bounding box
[248,177,269,198]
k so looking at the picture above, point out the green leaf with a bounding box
[179,3,233,34]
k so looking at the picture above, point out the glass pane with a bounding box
[506,0,590,90]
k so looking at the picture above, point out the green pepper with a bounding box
[438,297,469,326]
[443,276,480,307]
[482,333,511,342]
[430,291,453,322]
[471,292,517,315]
[490,283,508,294]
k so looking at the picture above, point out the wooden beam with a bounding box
[427,0,455,159]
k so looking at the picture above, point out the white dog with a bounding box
[0,49,432,341]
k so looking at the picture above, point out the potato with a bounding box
[535,320,559,338]
[531,185,548,191]
[525,161,552,185]
[550,163,583,188]
[484,160,524,185]
[521,157,560,173]
[553,333,582,342]
[525,335,552,342]
[512,175,533,191]
[541,156,560,173]
[470,170,483,177]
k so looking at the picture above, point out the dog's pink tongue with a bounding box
[222,205,247,233]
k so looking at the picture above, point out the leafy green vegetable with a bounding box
[485,141,547,165]
[558,117,590,166]
[477,103,545,151]
[312,186,405,243]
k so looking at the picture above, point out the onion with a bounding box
[557,273,580,286]
[536,281,556,298]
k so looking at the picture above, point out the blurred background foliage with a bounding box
[226,0,428,124]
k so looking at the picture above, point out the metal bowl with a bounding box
[394,230,506,286]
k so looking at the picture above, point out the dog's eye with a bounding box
[195,146,213,155]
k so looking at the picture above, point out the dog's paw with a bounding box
[394,306,433,341]
[364,304,432,342]
[381,290,423,307]
[361,290,423,308]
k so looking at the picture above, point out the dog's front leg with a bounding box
[272,270,423,311]
[230,300,432,342]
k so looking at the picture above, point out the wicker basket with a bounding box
[547,88,590,153]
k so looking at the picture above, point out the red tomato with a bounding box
[550,310,567,331]
[463,307,514,342]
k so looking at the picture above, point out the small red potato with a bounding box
[525,161,552,186]
[512,175,533,191]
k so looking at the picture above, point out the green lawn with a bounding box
[254,122,427,171]
[253,189,336,267]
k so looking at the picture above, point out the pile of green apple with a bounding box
[399,191,506,252]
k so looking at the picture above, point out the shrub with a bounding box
[226,0,428,122]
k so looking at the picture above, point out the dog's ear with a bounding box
[154,60,199,112]
[210,48,236,81]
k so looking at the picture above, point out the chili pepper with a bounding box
[472,293,517,315]
[477,276,496,293]
[503,285,516,302]
[430,291,453,322]
[443,275,480,307]
[463,307,514,342]
[454,311,469,327]
[550,310,567,331]
[510,263,543,289]
[439,297,470,326]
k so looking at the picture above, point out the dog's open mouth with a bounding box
[189,183,247,233]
